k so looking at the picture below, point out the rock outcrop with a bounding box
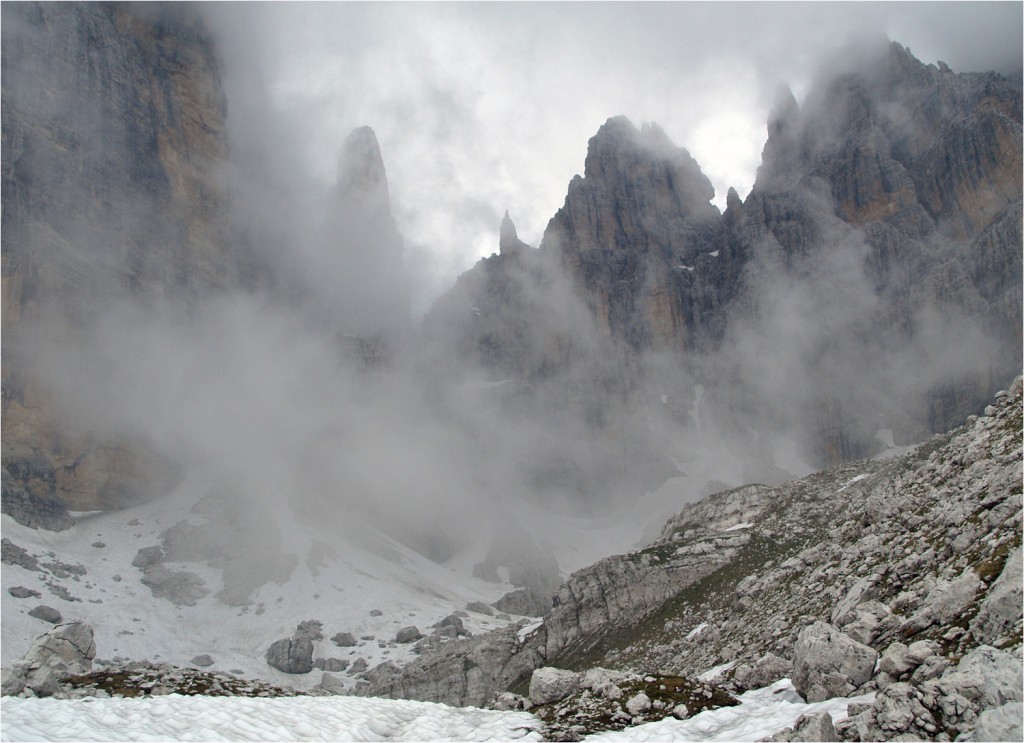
[1,622,96,698]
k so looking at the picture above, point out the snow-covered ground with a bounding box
[0,679,872,742]
[1,472,529,692]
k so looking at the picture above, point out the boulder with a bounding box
[902,569,982,633]
[314,672,346,694]
[871,683,937,737]
[323,658,348,672]
[466,601,494,616]
[936,645,1023,710]
[970,547,1022,645]
[625,691,652,716]
[579,667,624,700]
[28,605,62,624]
[349,657,368,674]
[732,652,793,691]
[529,667,580,705]
[331,632,357,647]
[4,622,96,697]
[8,586,41,599]
[878,640,939,680]
[395,626,422,644]
[265,636,314,674]
[771,712,840,742]
[491,691,531,711]
[190,654,214,667]
[295,620,324,641]
[837,600,898,646]
[23,621,95,675]
[432,615,466,636]
[791,621,878,702]
[968,702,1024,742]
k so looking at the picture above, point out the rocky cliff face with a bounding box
[541,117,726,354]
[1,3,231,520]
[429,41,1022,478]
[730,41,1023,462]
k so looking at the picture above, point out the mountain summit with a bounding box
[324,126,411,346]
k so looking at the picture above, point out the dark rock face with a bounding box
[1,2,231,518]
[729,41,1022,463]
[265,636,315,675]
[1,469,74,531]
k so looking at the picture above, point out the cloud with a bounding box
[201,3,1020,313]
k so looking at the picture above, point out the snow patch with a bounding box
[724,523,753,532]
[0,679,874,743]
[697,660,736,682]
[685,622,709,640]
[837,474,868,492]
[517,619,544,643]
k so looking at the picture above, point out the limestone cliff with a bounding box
[541,117,726,354]
[427,41,1022,474]
[1,3,231,520]
[728,40,1022,462]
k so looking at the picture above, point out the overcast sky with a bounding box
[205,2,1023,313]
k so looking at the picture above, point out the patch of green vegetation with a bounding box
[62,668,296,698]
[974,535,1021,583]
[533,674,738,741]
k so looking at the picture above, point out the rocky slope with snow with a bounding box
[361,378,1022,740]
[0,474,534,694]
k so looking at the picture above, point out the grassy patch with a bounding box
[533,674,738,741]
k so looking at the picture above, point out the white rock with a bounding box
[625,691,651,716]
[528,667,579,705]
[970,547,1022,645]
[791,621,878,702]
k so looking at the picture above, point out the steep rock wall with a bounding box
[1,2,231,518]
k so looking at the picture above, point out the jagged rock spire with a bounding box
[324,125,411,345]
[335,126,392,217]
[499,210,530,255]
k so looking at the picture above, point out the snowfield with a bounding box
[1,680,870,742]
[0,471,528,693]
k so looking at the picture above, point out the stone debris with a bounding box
[27,605,63,624]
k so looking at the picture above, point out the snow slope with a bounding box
[0,679,871,741]
[1,473,527,692]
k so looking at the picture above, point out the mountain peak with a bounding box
[336,126,390,210]
[499,210,531,255]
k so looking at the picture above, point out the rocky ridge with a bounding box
[357,378,1022,741]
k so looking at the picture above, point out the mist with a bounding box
[8,1,1020,605]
